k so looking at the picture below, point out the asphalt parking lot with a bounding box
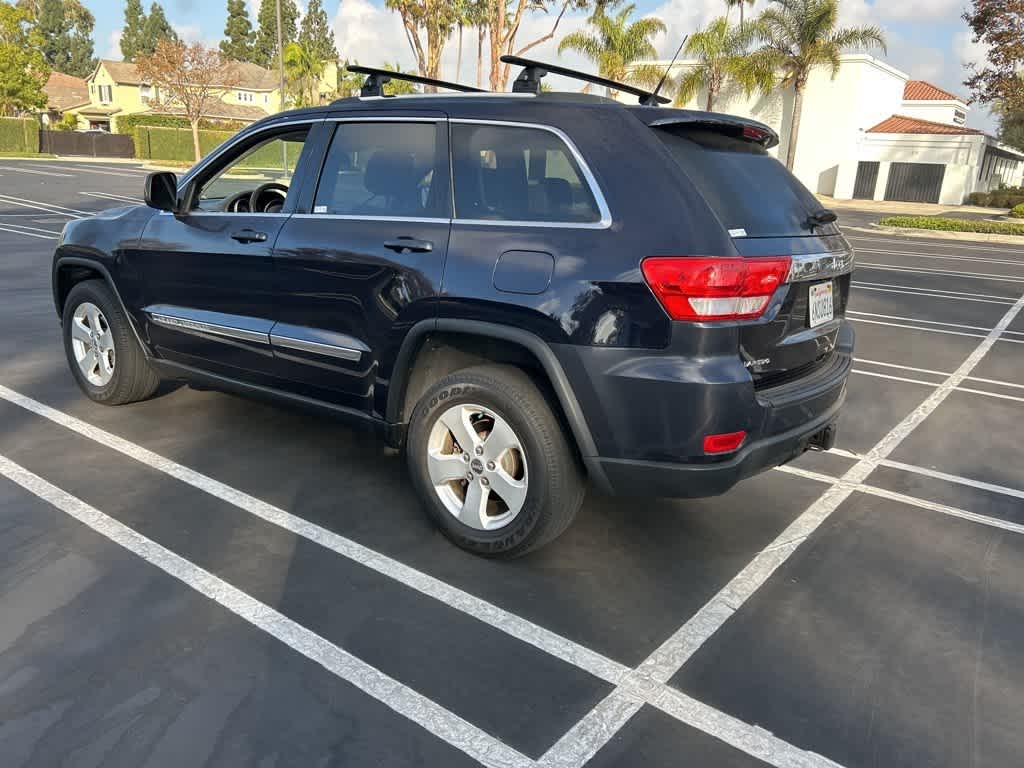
[0,157,1022,768]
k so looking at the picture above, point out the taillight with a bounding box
[641,256,791,321]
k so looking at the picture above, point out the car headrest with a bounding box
[542,177,572,211]
[364,151,419,199]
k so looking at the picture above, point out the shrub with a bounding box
[0,117,39,153]
[133,125,235,161]
[1010,203,1024,219]
[879,216,1024,236]
[116,113,246,136]
[965,190,1024,208]
[54,113,79,131]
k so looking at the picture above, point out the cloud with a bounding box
[104,27,123,60]
[173,21,220,48]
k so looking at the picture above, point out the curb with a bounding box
[842,224,1024,246]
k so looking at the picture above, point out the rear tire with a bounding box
[62,280,160,405]
[406,364,585,558]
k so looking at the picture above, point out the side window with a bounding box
[196,127,309,213]
[313,122,448,218]
[452,124,601,223]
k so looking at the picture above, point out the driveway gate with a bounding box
[883,162,945,204]
[852,161,880,200]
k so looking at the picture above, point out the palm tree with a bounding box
[558,4,667,97]
[675,17,773,112]
[754,0,885,169]
[283,41,325,107]
[725,0,755,27]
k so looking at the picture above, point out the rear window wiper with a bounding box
[805,208,838,229]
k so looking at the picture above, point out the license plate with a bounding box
[808,281,834,328]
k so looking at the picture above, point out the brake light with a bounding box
[641,256,791,321]
[742,125,768,143]
[703,431,747,454]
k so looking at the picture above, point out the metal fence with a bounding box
[39,131,135,158]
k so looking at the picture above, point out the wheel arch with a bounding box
[53,255,150,357]
[387,319,599,460]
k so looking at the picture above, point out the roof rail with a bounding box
[342,65,487,99]
[501,55,671,106]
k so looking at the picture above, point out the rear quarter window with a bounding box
[452,123,602,224]
[654,128,826,238]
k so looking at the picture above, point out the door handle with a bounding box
[384,237,433,254]
[231,229,268,243]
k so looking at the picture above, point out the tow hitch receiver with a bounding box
[807,423,838,452]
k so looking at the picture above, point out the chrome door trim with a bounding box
[290,213,451,224]
[787,250,856,283]
[269,323,368,362]
[450,118,613,229]
[144,305,272,345]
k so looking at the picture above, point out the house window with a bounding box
[140,84,152,102]
[98,85,112,103]
[236,90,254,103]
[953,109,966,125]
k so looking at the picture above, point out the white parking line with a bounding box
[0,224,59,240]
[82,191,142,204]
[544,288,1024,767]
[856,358,1024,391]
[858,262,1024,283]
[846,234,1024,255]
[851,283,1016,305]
[0,381,863,768]
[854,281,1018,301]
[0,455,535,768]
[0,194,90,216]
[0,165,74,177]
[0,221,62,235]
[852,369,939,387]
[854,247,1023,267]
[848,317,987,339]
[0,383,629,686]
[847,310,994,333]
[36,164,145,178]
[878,459,1024,501]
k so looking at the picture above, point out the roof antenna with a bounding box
[642,35,688,107]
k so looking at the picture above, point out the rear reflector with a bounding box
[703,431,747,454]
[641,256,791,321]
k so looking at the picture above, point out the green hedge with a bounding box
[1010,203,1024,219]
[965,189,1024,209]
[134,125,236,161]
[116,113,246,136]
[879,216,1024,236]
[0,117,39,153]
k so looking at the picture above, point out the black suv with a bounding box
[51,69,853,557]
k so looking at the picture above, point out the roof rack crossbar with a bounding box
[501,55,670,106]
[342,65,487,99]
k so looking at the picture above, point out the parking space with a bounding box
[0,161,1022,768]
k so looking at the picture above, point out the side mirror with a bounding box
[144,171,180,213]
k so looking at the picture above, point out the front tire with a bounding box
[62,280,160,405]
[406,364,585,558]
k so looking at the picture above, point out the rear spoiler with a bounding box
[628,108,780,149]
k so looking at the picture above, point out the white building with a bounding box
[644,54,1024,205]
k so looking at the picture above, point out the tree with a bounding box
[336,59,364,98]
[725,0,754,27]
[31,0,93,76]
[384,0,458,85]
[382,61,418,95]
[962,0,1024,113]
[557,3,666,97]
[754,0,884,169]
[487,0,590,91]
[674,17,772,111]
[298,0,335,63]
[137,2,177,58]
[120,0,145,60]
[999,107,1024,152]
[135,40,239,161]
[0,1,48,115]
[220,0,255,62]
[283,40,322,106]
[253,0,298,68]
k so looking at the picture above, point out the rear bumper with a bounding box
[585,403,842,498]
[559,321,854,498]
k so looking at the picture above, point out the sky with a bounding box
[83,0,997,133]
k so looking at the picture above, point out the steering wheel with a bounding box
[249,182,289,214]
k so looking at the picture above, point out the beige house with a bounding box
[67,59,339,133]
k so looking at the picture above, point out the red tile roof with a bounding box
[866,114,982,136]
[903,80,965,102]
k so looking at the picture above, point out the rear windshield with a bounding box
[654,127,829,238]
